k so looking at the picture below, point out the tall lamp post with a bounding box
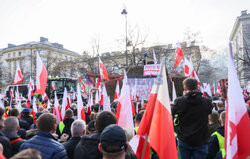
[121,8,128,66]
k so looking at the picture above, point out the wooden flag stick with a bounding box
[141,134,149,159]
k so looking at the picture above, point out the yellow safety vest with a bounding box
[134,126,139,133]
[211,131,226,158]
[58,122,65,135]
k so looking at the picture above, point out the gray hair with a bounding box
[71,119,86,137]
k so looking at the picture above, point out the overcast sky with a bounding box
[0,0,249,54]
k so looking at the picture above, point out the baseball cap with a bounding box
[22,108,31,113]
[100,124,127,153]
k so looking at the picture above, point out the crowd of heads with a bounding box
[0,77,248,159]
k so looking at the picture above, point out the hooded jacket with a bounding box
[172,91,213,146]
[74,132,102,159]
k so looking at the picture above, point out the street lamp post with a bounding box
[121,8,128,66]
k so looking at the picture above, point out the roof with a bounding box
[0,38,80,57]
[229,11,250,41]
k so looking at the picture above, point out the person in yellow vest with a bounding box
[134,110,144,134]
[56,109,74,139]
[207,111,226,159]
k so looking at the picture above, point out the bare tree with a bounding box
[91,34,100,57]
[127,25,148,65]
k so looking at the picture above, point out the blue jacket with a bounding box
[19,131,68,159]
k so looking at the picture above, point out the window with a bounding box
[8,53,10,58]
[19,51,21,56]
[13,52,16,57]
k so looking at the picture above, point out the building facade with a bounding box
[0,37,80,92]
[230,10,250,86]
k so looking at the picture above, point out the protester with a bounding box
[134,110,144,133]
[172,78,213,159]
[208,110,220,136]
[10,148,41,159]
[3,116,26,156]
[86,120,96,135]
[99,124,127,159]
[19,113,67,159]
[56,109,74,139]
[63,119,86,159]
[216,101,225,115]
[207,111,226,159]
[0,107,5,130]
[20,108,33,128]
[74,111,117,159]
[0,125,12,158]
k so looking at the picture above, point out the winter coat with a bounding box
[56,118,74,138]
[74,132,102,159]
[207,126,224,159]
[19,131,67,159]
[62,136,81,159]
[2,130,25,156]
[172,91,213,146]
[0,131,12,158]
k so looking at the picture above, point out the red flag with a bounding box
[136,58,178,159]
[36,52,48,95]
[99,57,109,81]
[174,42,184,67]
[114,80,120,100]
[225,43,250,159]
[13,63,23,85]
[116,71,134,131]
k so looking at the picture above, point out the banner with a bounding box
[127,78,156,100]
[143,64,160,76]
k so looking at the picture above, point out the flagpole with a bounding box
[141,134,149,159]
[10,86,15,107]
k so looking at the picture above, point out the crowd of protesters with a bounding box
[0,78,249,159]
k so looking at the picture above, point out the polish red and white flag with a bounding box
[102,84,111,111]
[116,71,134,132]
[77,83,85,121]
[212,83,215,96]
[183,58,190,77]
[13,63,23,85]
[36,52,48,95]
[174,42,184,67]
[114,80,120,100]
[78,75,86,93]
[61,88,68,119]
[134,58,178,159]
[54,91,62,124]
[225,43,250,159]
[188,57,200,85]
[217,82,222,95]
[99,57,109,81]
[42,92,48,100]
[51,81,57,91]
[28,77,35,101]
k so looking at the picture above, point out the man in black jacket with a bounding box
[172,78,213,159]
[74,111,117,159]
[2,116,26,156]
[63,119,86,159]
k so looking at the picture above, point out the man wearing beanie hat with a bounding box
[99,124,127,159]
